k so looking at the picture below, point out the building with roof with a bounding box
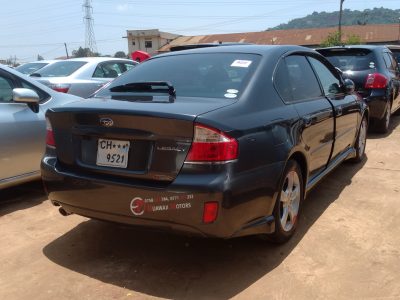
[125,29,180,56]
[139,24,399,53]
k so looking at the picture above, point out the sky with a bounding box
[0,0,398,62]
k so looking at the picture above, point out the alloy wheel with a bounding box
[279,170,301,232]
[358,118,367,156]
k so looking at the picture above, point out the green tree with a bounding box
[72,47,100,58]
[114,51,126,58]
[320,31,341,47]
[345,34,362,45]
[320,31,362,47]
[37,55,44,61]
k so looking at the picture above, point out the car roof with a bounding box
[386,45,400,50]
[169,42,253,52]
[20,60,58,64]
[316,45,388,52]
[155,44,317,58]
[64,57,134,63]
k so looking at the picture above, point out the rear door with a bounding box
[0,69,45,181]
[308,56,359,160]
[383,51,400,111]
[275,54,334,179]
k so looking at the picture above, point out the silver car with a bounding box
[15,60,58,75]
[31,57,137,98]
[0,64,81,189]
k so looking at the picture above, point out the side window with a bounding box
[21,80,50,103]
[308,57,342,97]
[383,53,393,70]
[285,55,322,102]
[124,63,136,72]
[386,53,398,71]
[93,62,122,78]
[0,75,14,103]
[274,59,293,102]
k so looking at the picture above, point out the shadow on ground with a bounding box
[43,159,366,299]
[368,114,400,139]
[0,181,46,216]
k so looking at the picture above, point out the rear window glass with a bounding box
[95,53,261,100]
[15,62,48,75]
[34,61,87,77]
[319,49,377,72]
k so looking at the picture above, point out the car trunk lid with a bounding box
[47,96,235,183]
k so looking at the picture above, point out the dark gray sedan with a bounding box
[0,64,81,189]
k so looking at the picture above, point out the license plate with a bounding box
[96,139,130,168]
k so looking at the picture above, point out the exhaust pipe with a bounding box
[59,207,72,216]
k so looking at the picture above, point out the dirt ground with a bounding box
[1,115,400,300]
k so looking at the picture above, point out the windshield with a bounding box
[16,62,48,75]
[95,53,261,100]
[319,49,376,72]
[34,61,87,77]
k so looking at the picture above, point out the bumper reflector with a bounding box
[203,202,218,224]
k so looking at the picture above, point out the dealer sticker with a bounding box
[231,60,252,68]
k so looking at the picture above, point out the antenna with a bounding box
[83,0,97,54]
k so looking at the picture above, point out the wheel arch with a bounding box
[287,151,308,193]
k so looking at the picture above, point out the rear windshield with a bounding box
[319,49,377,72]
[95,53,261,100]
[16,62,48,74]
[34,61,87,77]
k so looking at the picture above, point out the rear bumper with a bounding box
[364,90,389,120]
[41,157,284,238]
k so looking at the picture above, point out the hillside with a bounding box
[270,7,400,30]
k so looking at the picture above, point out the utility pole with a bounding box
[83,0,97,55]
[64,43,69,59]
[338,0,345,44]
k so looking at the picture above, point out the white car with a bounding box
[15,60,58,75]
[31,57,138,98]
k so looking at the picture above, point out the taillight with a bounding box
[185,124,238,163]
[50,83,70,93]
[365,73,388,89]
[46,118,56,148]
[203,202,218,224]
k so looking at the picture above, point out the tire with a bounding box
[349,116,367,163]
[268,160,304,244]
[375,102,391,134]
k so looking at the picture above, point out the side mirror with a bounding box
[13,88,40,113]
[344,79,355,94]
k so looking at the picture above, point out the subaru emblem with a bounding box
[100,118,114,127]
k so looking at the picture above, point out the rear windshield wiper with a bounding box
[110,81,176,98]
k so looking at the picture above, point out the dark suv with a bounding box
[317,45,400,133]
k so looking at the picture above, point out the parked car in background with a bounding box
[0,64,81,189]
[42,45,368,243]
[317,45,400,133]
[15,60,58,75]
[30,57,138,98]
[386,45,400,66]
